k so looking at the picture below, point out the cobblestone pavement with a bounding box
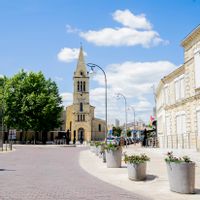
[0,146,149,200]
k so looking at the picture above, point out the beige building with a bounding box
[156,25,200,150]
[65,47,106,143]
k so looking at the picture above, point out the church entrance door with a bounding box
[78,128,84,144]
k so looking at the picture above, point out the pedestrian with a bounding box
[142,128,147,147]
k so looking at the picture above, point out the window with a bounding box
[80,81,83,92]
[80,102,83,112]
[83,81,86,92]
[80,71,83,76]
[165,116,170,135]
[197,110,200,136]
[98,124,101,132]
[77,81,80,91]
[83,115,85,121]
[77,115,80,121]
[194,49,200,88]
[176,112,186,135]
[175,75,185,101]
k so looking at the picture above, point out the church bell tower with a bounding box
[73,46,90,124]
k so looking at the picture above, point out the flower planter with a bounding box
[94,146,99,156]
[127,162,147,181]
[102,151,106,163]
[106,147,122,168]
[90,146,95,153]
[166,162,195,194]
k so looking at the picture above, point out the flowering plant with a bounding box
[124,153,150,164]
[165,151,191,163]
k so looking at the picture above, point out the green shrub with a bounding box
[124,153,150,164]
[104,143,120,151]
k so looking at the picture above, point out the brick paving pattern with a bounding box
[0,146,149,200]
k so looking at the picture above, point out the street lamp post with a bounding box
[116,93,127,147]
[87,63,108,143]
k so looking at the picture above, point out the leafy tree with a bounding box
[4,70,63,143]
[112,126,122,137]
[0,76,6,131]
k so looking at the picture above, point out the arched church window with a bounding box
[77,81,80,91]
[98,124,101,132]
[80,71,83,76]
[80,81,83,92]
[83,81,86,91]
[80,102,83,112]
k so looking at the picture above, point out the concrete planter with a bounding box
[102,151,106,163]
[95,146,99,156]
[127,162,147,181]
[106,148,122,168]
[166,162,195,194]
[90,146,95,153]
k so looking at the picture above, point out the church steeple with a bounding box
[73,46,89,105]
[74,46,87,76]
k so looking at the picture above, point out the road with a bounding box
[0,145,148,200]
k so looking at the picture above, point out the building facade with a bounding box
[156,25,200,150]
[65,47,106,143]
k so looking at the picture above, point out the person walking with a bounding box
[142,128,148,147]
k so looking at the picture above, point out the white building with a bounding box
[156,25,200,150]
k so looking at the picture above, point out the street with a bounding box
[0,146,147,200]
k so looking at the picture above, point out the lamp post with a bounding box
[116,93,127,147]
[87,63,108,143]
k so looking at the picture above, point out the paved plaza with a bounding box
[80,146,200,200]
[0,145,147,200]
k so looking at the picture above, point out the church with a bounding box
[65,47,106,143]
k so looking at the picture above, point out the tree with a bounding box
[112,126,122,137]
[4,70,63,143]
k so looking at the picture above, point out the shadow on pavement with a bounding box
[144,174,158,181]
[0,169,16,172]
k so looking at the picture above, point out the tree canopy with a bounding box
[112,126,122,137]
[3,70,63,133]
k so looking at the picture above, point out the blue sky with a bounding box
[0,0,200,124]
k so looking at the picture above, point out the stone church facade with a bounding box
[156,25,200,150]
[65,47,106,143]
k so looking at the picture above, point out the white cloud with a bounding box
[79,9,167,47]
[66,24,80,33]
[93,60,177,97]
[57,48,87,63]
[61,92,73,107]
[89,60,178,124]
[112,9,152,30]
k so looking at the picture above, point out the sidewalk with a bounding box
[79,145,200,200]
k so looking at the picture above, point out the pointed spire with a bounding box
[75,45,87,75]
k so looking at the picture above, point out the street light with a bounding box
[87,63,108,143]
[116,93,127,147]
